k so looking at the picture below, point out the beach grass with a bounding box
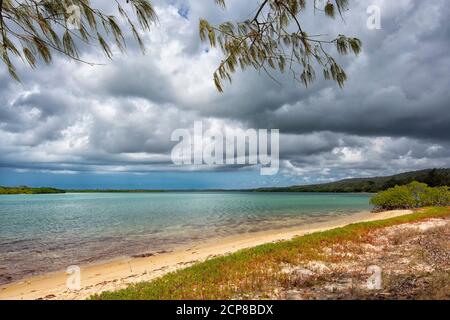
[91,206,450,300]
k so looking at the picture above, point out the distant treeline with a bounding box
[255,168,450,193]
[0,187,166,194]
[66,189,166,193]
[0,186,65,194]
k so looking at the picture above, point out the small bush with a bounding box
[370,182,450,211]
[422,186,450,207]
[370,185,415,211]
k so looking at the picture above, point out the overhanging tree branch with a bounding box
[0,0,157,81]
[200,0,362,92]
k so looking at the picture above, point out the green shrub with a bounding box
[421,186,450,207]
[406,181,429,207]
[370,185,415,211]
[370,182,450,211]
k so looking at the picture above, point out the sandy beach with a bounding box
[0,209,412,300]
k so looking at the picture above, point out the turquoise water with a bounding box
[0,192,371,284]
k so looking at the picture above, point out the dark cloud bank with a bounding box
[0,0,449,186]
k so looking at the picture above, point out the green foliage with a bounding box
[201,0,362,91]
[370,182,450,211]
[370,185,416,211]
[421,186,450,207]
[406,181,429,204]
[0,186,65,194]
[0,0,156,80]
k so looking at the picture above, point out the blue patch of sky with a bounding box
[0,168,306,190]
[177,5,189,19]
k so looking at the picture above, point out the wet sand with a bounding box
[0,209,412,300]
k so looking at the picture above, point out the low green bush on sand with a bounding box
[370,181,450,211]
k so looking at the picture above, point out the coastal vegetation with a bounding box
[0,186,65,195]
[255,168,450,193]
[91,206,450,300]
[370,182,450,211]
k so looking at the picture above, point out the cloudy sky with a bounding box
[0,0,449,189]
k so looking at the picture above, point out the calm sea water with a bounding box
[0,192,371,284]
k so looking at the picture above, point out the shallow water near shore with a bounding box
[0,192,371,284]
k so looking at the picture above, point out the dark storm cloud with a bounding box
[212,0,450,142]
[0,0,449,181]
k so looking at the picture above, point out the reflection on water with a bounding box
[0,192,371,284]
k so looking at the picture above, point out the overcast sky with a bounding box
[0,0,449,189]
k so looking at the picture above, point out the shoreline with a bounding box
[0,209,412,300]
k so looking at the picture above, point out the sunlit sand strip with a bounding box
[0,209,412,300]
